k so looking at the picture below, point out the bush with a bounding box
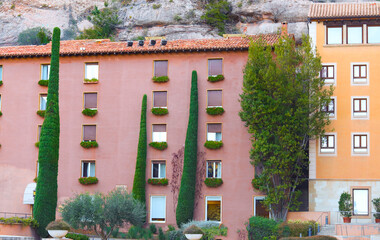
[0,80,3,86]
[159,227,166,240]
[84,78,98,83]
[18,27,52,45]
[38,80,49,86]
[65,233,89,240]
[152,76,169,83]
[201,1,232,35]
[37,110,45,117]
[152,107,169,116]
[78,177,99,185]
[181,221,227,240]
[168,225,176,231]
[150,224,157,234]
[286,220,318,237]
[149,142,168,150]
[80,141,98,148]
[148,178,169,186]
[281,237,337,240]
[204,141,223,149]
[338,192,352,218]
[204,178,223,187]
[206,107,224,115]
[46,220,71,231]
[127,225,153,239]
[35,142,40,148]
[82,108,98,117]
[207,74,224,82]
[373,197,380,219]
[247,216,278,240]
[183,225,204,234]
[0,217,38,228]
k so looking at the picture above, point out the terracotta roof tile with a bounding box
[309,2,380,20]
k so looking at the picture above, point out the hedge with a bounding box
[207,74,224,82]
[204,178,223,187]
[38,80,49,86]
[204,140,223,149]
[84,78,98,83]
[206,107,224,115]
[147,178,168,186]
[80,141,98,148]
[78,177,98,185]
[65,233,89,240]
[152,76,169,83]
[37,110,45,117]
[149,142,167,150]
[151,107,168,116]
[82,108,98,117]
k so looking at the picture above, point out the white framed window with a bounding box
[41,64,50,80]
[85,63,99,80]
[254,196,269,218]
[321,97,336,119]
[367,26,380,44]
[150,196,166,222]
[326,26,343,45]
[351,63,369,85]
[352,97,369,119]
[81,161,95,177]
[353,188,369,216]
[347,26,363,44]
[152,124,167,142]
[205,196,222,222]
[352,133,369,155]
[320,134,336,154]
[207,90,222,107]
[321,64,336,85]
[152,161,166,179]
[206,160,221,178]
[207,123,222,141]
[153,91,167,108]
[39,94,47,110]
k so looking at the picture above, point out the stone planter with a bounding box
[185,234,203,240]
[343,217,351,223]
[48,229,68,238]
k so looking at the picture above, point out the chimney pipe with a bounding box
[281,21,288,35]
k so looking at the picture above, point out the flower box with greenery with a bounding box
[35,142,40,148]
[80,141,98,148]
[152,76,169,83]
[339,192,353,223]
[36,110,45,117]
[207,75,224,82]
[84,78,99,83]
[147,178,169,186]
[206,107,224,115]
[0,217,39,228]
[204,141,223,149]
[149,141,167,150]
[78,177,98,185]
[82,108,98,117]
[204,178,223,187]
[372,198,380,222]
[38,80,49,86]
[151,107,168,116]
[183,225,204,240]
[46,220,71,238]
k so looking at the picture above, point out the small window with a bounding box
[84,93,98,109]
[154,60,168,77]
[320,134,335,153]
[0,95,2,111]
[83,125,96,142]
[254,196,269,218]
[37,125,42,141]
[152,124,167,142]
[353,98,368,118]
[0,65,3,81]
[150,196,166,222]
[353,134,368,154]
[326,26,343,45]
[85,63,99,80]
[41,64,50,80]
[347,26,363,44]
[36,161,39,177]
[205,196,221,222]
[367,26,380,44]
[40,94,47,110]
[321,65,335,84]
[153,91,167,108]
[207,90,222,107]
[352,64,368,84]
[207,123,222,141]
[82,161,95,177]
[353,189,369,216]
[321,98,335,117]
[152,161,166,179]
[208,59,223,76]
[207,160,221,178]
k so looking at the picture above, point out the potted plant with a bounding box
[46,220,71,238]
[339,192,353,223]
[183,225,204,240]
[372,198,380,223]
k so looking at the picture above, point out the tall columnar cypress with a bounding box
[132,94,147,204]
[176,70,198,227]
[33,27,61,237]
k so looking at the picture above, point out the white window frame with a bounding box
[346,26,363,44]
[81,161,96,177]
[322,97,336,120]
[352,132,370,156]
[367,26,380,44]
[319,133,337,156]
[152,161,166,179]
[352,188,369,216]
[321,63,337,85]
[206,160,222,178]
[351,62,369,85]
[39,94,47,110]
[326,26,343,45]
[351,96,369,120]
[152,124,167,142]
[85,62,99,80]
[41,64,50,80]
[205,196,222,223]
[150,196,166,223]
[253,196,269,217]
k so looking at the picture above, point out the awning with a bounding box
[23,183,36,204]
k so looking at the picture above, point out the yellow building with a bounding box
[308,2,380,223]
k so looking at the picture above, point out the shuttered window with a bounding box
[207,90,222,107]
[208,59,223,76]
[207,123,222,141]
[84,93,98,109]
[154,60,168,77]
[83,125,96,141]
[153,91,167,108]
[152,124,167,142]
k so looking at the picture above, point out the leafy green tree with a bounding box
[201,0,232,35]
[132,94,147,204]
[33,27,61,237]
[239,35,333,221]
[18,27,51,45]
[61,189,146,240]
[176,70,199,226]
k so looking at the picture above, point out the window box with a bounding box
[38,80,49,86]
[204,141,223,149]
[78,177,98,185]
[35,142,40,148]
[147,178,169,186]
[33,177,37,183]
[151,107,168,116]
[80,141,98,148]
[204,178,223,188]
[149,142,168,150]
[36,110,45,118]
[208,75,224,82]
[82,108,98,117]
[84,78,99,83]
[152,76,169,83]
[206,107,224,115]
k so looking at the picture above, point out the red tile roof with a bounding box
[0,34,281,58]
[309,2,380,20]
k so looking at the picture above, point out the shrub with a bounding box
[206,107,224,115]
[181,221,228,240]
[247,216,278,240]
[38,80,49,86]
[281,237,337,240]
[373,197,380,219]
[201,1,232,35]
[147,178,169,186]
[183,225,204,234]
[84,78,99,83]
[158,227,166,240]
[207,74,224,82]
[338,192,352,218]
[35,142,40,148]
[0,80,3,86]
[152,76,169,83]
[286,220,318,237]
[0,217,38,228]
[78,177,99,185]
[80,141,98,148]
[151,107,169,116]
[37,110,46,117]
[204,178,223,187]
[65,233,89,240]
[149,142,168,150]
[82,108,98,117]
[152,3,161,9]
[168,230,186,240]
[0,111,2,116]
[204,141,223,149]
[168,225,176,231]
[18,27,52,45]
[150,224,157,234]
[46,220,71,231]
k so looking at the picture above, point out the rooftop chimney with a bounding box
[281,21,288,35]
[161,39,167,46]
[127,41,133,47]
[138,40,144,46]
[150,39,156,46]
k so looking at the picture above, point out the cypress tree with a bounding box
[33,27,61,237]
[176,70,198,226]
[132,94,147,204]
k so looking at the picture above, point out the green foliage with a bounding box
[80,141,99,148]
[147,178,169,186]
[285,220,318,237]
[61,189,146,240]
[35,141,40,148]
[127,225,153,239]
[151,107,169,116]
[149,224,157,234]
[149,142,168,150]
[176,70,198,227]
[46,220,71,231]
[339,192,353,218]
[152,76,169,83]
[174,14,182,22]
[183,225,204,234]
[65,233,89,240]
[206,107,224,115]
[18,27,52,45]
[0,217,38,228]
[0,111,2,116]
[204,141,223,149]
[159,227,166,240]
[36,110,45,117]
[33,27,61,238]
[152,3,161,9]
[240,35,333,221]
[207,75,224,82]
[168,225,176,231]
[38,80,49,86]
[132,95,147,204]
[281,237,337,240]
[0,80,3,86]
[204,178,223,187]
[372,197,380,218]
[247,216,279,240]
[201,1,232,35]
[78,177,99,185]
[82,108,98,117]
[84,78,99,83]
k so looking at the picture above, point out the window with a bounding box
[367,26,380,44]
[207,160,221,178]
[321,98,335,118]
[205,196,221,222]
[320,134,335,153]
[352,64,368,84]
[347,26,363,44]
[208,59,223,76]
[152,124,167,142]
[353,189,369,216]
[39,94,47,110]
[153,91,167,108]
[85,63,99,80]
[37,125,42,141]
[254,196,269,218]
[0,65,2,81]
[84,93,98,109]
[83,125,96,142]
[326,26,343,44]
[353,134,368,154]
[152,161,166,179]
[0,95,2,111]
[321,65,335,84]
[154,60,168,77]
[353,98,368,118]
[82,161,95,177]
[207,123,222,141]
[150,196,166,222]
[41,64,50,80]
[207,90,222,107]
[36,161,39,177]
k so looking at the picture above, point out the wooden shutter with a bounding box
[153,124,166,132]
[208,59,223,76]
[207,90,222,107]
[154,61,168,77]
[83,125,96,141]
[208,123,221,133]
[84,93,98,109]
[153,91,167,108]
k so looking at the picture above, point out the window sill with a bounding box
[324,43,380,47]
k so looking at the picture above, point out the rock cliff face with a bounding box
[0,0,312,46]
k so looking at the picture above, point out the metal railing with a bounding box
[0,212,32,219]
